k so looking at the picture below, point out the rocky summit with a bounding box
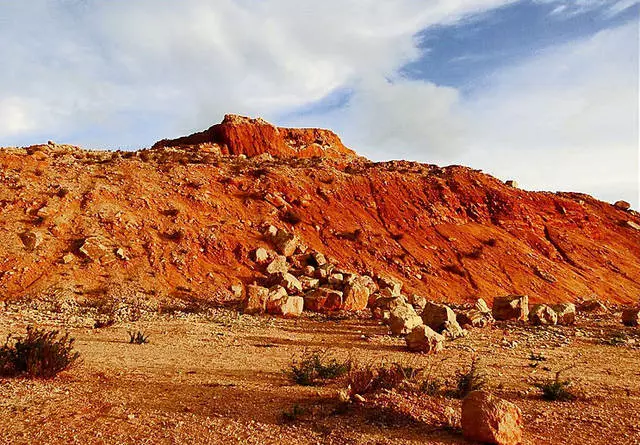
[1,115,639,307]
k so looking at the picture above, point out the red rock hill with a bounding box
[1,116,638,306]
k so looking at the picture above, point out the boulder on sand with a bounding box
[462,390,523,445]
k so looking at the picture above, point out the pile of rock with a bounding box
[491,295,576,327]
[243,226,378,317]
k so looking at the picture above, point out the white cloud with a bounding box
[0,0,515,147]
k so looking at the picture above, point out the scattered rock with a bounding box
[267,295,304,317]
[622,308,640,327]
[298,276,320,291]
[421,301,458,332]
[552,303,576,325]
[492,295,529,321]
[253,247,270,263]
[328,273,344,285]
[529,304,558,326]
[475,298,492,315]
[62,253,75,264]
[577,298,608,314]
[625,220,640,231]
[442,320,467,339]
[278,273,303,294]
[457,309,492,328]
[462,391,523,445]
[505,180,518,188]
[377,275,402,296]
[388,305,423,336]
[274,231,299,257]
[79,237,112,263]
[115,248,129,261]
[266,255,289,275]
[405,325,444,353]
[408,294,427,312]
[19,231,43,251]
[310,251,327,267]
[371,296,409,320]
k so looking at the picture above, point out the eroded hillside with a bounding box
[1,115,639,305]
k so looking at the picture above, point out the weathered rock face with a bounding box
[342,281,370,311]
[622,308,640,326]
[530,304,558,326]
[304,287,342,312]
[493,296,529,321]
[462,391,523,445]
[405,325,444,353]
[2,116,640,306]
[153,114,356,159]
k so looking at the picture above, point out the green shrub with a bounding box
[455,357,487,398]
[288,350,351,386]
[0,327,80,379]
[535,369,575,401]
[128,330,149,345]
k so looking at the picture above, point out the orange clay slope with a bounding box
[1,115,638,306]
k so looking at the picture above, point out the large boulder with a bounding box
[342,281,370,311]
[529,304,558,326]
[405,325,444,353]
[475,298,492,315]
[304,288,343,312]
[421,301,457,332]
[457,309,492,328]
[492,295,529,321]
[462,391,523,445]
[243,285,269,314]
[622,308,640,327]
[388,305,423,336]
[577,298,608,314]
[371,296,410,320]
[552,303,576,325]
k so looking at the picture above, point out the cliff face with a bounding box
[1,116,639,306]
[152,114,356,159]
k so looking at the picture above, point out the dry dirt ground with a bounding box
[0,308,638,445]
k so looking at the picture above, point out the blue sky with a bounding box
[0,0,638,206]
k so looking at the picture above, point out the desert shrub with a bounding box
[128,330,149,345]
[535,369,575,401]
[0,327,80,379]
[419,358,447,395]
[455,357,488,398]
[281,404,307,423]
[347,362,425,397]
[288,350,351,386]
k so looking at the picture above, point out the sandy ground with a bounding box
[0,309,638,445]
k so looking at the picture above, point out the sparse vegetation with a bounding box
[0,327,80,379]
[128,330,150,345]
[287,350,351,386]
[535,368,576,401]
[529,351,547,367]
[281,404,307,423]
[454,356,488,398]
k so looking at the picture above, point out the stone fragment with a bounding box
[19,231,43,251]
[298,276,320,291]
[492,295,529,321]
[622,308,640,327]
[552,303,576,325]
[328,273,344,285]
[475,298,492,315]
[529,304,558,326]
[79,237,111,263]
[405,325,444,353]
[462,391,523,445]
[278,272,303,294]
[457,309,492,328]
[268,296,304,317]
[371,296,410,320]
[115,248,129,261]
[377,275,402,296]
[408,294,427,312]
[310,251,327,267]
[388,305,423,336]
[625,221,640,231]
[505,180,518,188]
[274,231,299,257]
[577,298,608,313]
[442,320,467,339]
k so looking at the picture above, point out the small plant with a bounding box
[529,351,547,367]
[600,332,628,346]
[419,358,447,395]
[281,404,306,423]
[535,368,575,401]
[128,330,149,345]
[346,361,425,397]
[455,357,487,398]
[0,327,80,379]
[287,350,351,386]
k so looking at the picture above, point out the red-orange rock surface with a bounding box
[1,116,639,305]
